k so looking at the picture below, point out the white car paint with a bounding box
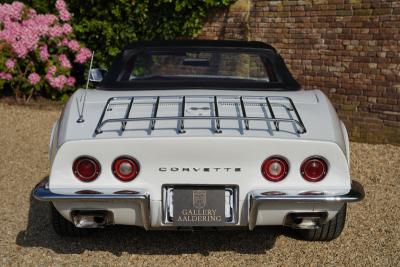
[50,88,351,228]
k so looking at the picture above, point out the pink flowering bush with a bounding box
[0,1,91,102]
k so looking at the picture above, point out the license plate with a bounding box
[173,187,225,226]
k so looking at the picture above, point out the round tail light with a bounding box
[73,156,101,182]
[112,156,140,182]
[301,157,328,182]
[261,156,289,182]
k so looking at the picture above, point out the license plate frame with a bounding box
[172,186,226,226]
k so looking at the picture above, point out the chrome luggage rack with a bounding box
[94,95,306,135]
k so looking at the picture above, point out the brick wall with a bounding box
[200,0,400,144]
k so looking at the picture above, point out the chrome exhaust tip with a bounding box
[285,212,328,229]
[71,211,112,228]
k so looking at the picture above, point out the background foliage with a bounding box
[0,1,92,102]
[4,0,235,70]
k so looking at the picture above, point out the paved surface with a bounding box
[0,103,399,266]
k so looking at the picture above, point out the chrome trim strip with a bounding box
[248,180,365,230]
[32,178,151,230]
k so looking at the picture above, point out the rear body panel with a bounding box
[50,137,350,199]
[48,88,352,228]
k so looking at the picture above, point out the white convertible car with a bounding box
[33,40,364,241]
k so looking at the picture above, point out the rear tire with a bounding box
[51,204,93,237]
[295,204,347,241]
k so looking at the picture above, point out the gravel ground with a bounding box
[0,103,399,266]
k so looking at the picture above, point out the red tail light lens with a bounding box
[73,157,101,182]
[301,157,328,182]
[112,156,140,182]
[261,156,289,182]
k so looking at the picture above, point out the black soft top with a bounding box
[100,40,300,91]
[123,40,277,52]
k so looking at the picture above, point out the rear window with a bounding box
[99,45,301,91]
[123,50,276,82]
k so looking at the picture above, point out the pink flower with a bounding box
[0,2,55,58]
[0,14,40,57]
[28,72,40,85]
[55,0,71,21]
[28,8,37,18]
[49,25,63,38]
[66,76,76,86]
[0,2,24,22]
[45,66,57,81]
[62,23,72,34]
[48,66,57,75]
[55,0,66,10]
[75,47,92,64]
[48,74,67,90]
[60,38,69,46]
[59,54,71,69]
[0,1,84,93]
[0,72,12,81]
[35,14,57,27]
[67,40,80,52]
[39,45,49,61]
[5,59,15,70]
[59,9,71,22]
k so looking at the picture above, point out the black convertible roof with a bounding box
[101,39,300,91]
[123,39,277,53]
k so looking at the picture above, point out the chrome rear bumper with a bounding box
[32,178,150,230]
[33,178,364,231]
[248,180,365,230]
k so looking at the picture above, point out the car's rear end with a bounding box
[33,40,364,240]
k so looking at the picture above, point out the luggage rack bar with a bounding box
[240,96,249,130]
[120,97,134,132]
[150,96,160,130]
[94,95,307,135]
[214,96,222,134]
[179,96,186,133]
[265,97,279,131]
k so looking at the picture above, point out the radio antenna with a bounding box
[77,51,95,123]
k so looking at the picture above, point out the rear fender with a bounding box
[49,120,59,165]
[340,121,350,164]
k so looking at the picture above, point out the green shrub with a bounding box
[0,1,91,102]
[5,0,235,69]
